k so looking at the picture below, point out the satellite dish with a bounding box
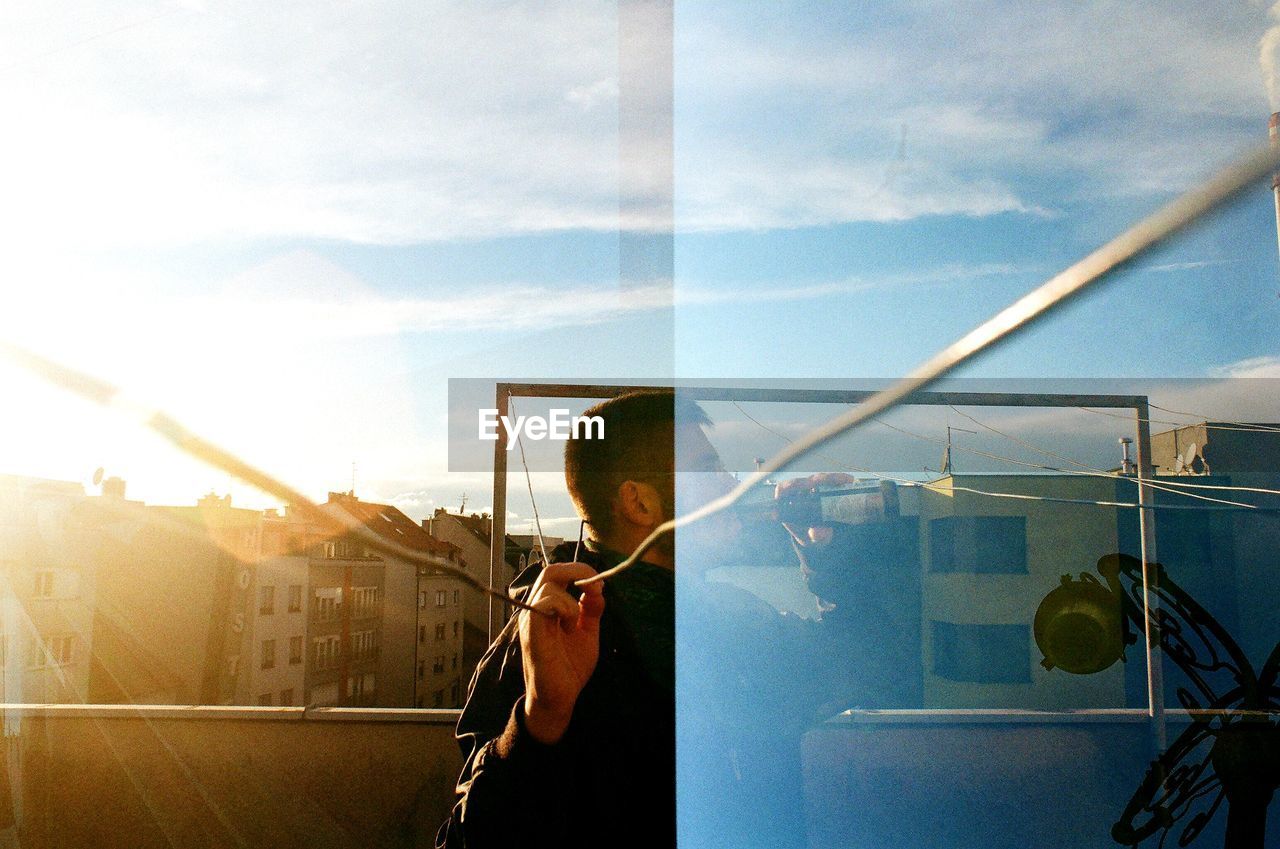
[1183,443,1198,474]
[92,467,105,487]
[1174,455,1185,474]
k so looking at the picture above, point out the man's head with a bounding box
[564,390,729,567]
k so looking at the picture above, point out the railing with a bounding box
[6,704,464,848]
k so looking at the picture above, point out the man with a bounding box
[437,390,918,847]
[436,391,705,848]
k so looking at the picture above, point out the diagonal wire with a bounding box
[0,340,541,615]
[507,395,550,569]
[869,411,1257,508]
[948,405,1280,498]
[3,143,1279,588]
[1148,402,1280,433]
[581,139,1280,585]
[730,402,1280,514]
[1078,405,1280,434]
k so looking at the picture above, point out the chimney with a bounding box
[101,476,126,499]
[1118,437,1134,476]
[1270,113,1280,265]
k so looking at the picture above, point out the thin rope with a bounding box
[952,405,1280,498]
[869,415,1258,509]
[1148,402,1280,433]
[730,402,1280,514]
[1078,405,1280,434]
[508,395,550,570]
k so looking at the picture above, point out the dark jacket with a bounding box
[436,541,674,848]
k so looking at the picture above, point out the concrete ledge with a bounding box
[827,707,1278,724]
[0,703,462,723]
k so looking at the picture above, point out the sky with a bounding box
[2,0,1280,535]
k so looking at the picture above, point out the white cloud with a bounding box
[1141,260,1237,273]
[6,1,1266,248]
[1,0,625,248]
[14,252,1038,349]
[1260,2,1280,109]
[676,1,1273,228]
[566,77,619,111]
[1210,354,1280,377]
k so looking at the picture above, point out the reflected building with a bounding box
[423,510,524,693]
[914,475,1130,709]
[88,487,261,705]
[318,492,466,709]
[0,475,99,706]
[911,420,1279,711]
[79,486,466,709]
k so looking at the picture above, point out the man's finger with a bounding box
[537,561,599,590]
[775,472,859,499]
[808,526,835,545]
[576,580,605,633]
[529,585,579,624]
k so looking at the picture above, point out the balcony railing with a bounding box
[6,704,463,848]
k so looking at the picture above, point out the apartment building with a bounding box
[246,512,309,706]
[0,475,98,705]
[315,492,464,708]
[423,510,523,687]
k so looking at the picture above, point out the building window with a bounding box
[453,620,459,637]
[435,623,446,641]
[30,635,74,667]
[258,693,273,706]
[931,621,1032,684]
[450,679,460,705]
[433,689,444,708]
[288,584,302,613]
[453,589,460,605]
[452,654,457,670]
[418,591,427,609]
[313,635,340,671]
[435,590,447,608]
[433,655,445,674]
[313,588,339,622]
[33,571,55,598]
[352,586,379,619]
[261,639,276,670]
[418,624,426,644]
[280,688,294,705]
[352,629,376,661]
[929,516,1028,573]
[289,635,303,665]
[417,660,425,680]
[259,585,275,615]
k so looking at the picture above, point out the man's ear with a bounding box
[614,480,664,531]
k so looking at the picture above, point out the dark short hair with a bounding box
[564,390,709,536]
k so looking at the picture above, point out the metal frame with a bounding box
[489,381,1165,746]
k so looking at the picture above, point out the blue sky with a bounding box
[2,0,1280,530]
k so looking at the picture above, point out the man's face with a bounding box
[673,422,741,571]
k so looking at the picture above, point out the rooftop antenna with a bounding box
[941,425,976,476]
[351,461,357,496]
[458,493,468,513]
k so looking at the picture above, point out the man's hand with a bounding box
[774,472,858,546]
[519,562,606,744]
